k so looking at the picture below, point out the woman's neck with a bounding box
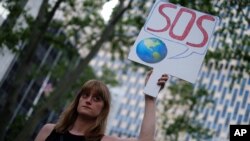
[69,116,96,135]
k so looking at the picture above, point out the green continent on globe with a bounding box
[144,38,160,50]
[152,52,161,59]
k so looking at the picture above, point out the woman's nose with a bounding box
[85,96,92,104]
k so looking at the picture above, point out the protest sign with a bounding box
[128,0,219,97]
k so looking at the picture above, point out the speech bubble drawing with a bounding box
[144,1,218,60]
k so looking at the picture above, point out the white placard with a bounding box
[128,1,219,97]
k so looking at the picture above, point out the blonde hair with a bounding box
[54,80,111,140]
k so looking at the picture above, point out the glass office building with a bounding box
[189,2,250,140]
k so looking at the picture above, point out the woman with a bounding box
[35,70,169,141]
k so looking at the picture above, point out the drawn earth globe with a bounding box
[136,38,167,63]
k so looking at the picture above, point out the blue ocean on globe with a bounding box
[136,38,167,63]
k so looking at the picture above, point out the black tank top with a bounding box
[45,129,85,141]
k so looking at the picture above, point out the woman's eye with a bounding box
[93,96,102,102]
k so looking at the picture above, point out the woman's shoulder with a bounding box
[101,135,137,141]
[43,123,55,130]
[101,136,119,141]
[41,123,55,134]
[34,123,55,141]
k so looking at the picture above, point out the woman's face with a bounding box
[77,91,104,118]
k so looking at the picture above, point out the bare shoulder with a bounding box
[40,123,55,134]
[34,123,55,141]
[102,135,137,141]
[42,123,55,131]
[101,135,118,141]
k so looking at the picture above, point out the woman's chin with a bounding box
[78,112,98,119]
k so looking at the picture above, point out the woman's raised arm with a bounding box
[138,71,168,141]
[102,71,168,141]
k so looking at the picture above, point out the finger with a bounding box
[157,80,166,84]
[159,77,169,81]
[162,74,168,77]
[157,75,168,85]
[157,81,166,90]
[161,75,168,79]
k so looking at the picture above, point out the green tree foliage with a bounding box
[4,115,26,141]
[0,0,29,52]
[0,0,138,140]
[205,1,249,80]
[0,0,66,139]
[159,80,214,141]
[13,1,138,140]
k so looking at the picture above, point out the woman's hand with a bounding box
[145,70,169,91]
[157,73,168,90]
[144,70,169,100]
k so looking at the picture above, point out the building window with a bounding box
[220,87,227,104]
[239,78,246,96]
[243,104,250,122]
[233,102,240,120]
[216,124,222,136]
[214,111,220,124]
[237,115,243,124]
[208,73,215,90]
[218,75,225,92]
[225,113,231,126]
[222,102,228,118]
[241,90,249,109]
[230,89,238,107]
